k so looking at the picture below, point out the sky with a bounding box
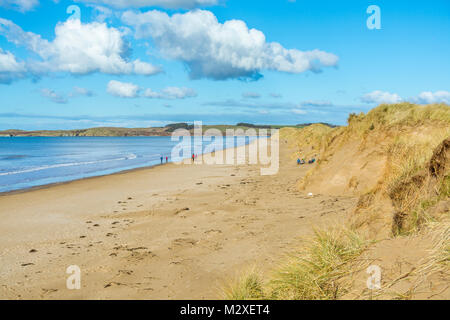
[0,0,449,130]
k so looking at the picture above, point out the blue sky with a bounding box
[0,0,449,130]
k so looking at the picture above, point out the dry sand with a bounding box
[0,139,357,299]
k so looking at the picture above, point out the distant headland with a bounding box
[0,122,337,137]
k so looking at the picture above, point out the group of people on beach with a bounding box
[160,156,169,164]
[160,154,199,164]
[297,156,317,165]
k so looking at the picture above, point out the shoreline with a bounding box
[0,137,264,196]
[0,162,170,197]
[0,137,352,299]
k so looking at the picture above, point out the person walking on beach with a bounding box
[160,156,163,164]
[192,154,195,163]
[166,156,168,163]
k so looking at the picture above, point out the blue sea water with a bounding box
[0,136,257,193]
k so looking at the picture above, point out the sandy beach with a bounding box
[0,139,357,299]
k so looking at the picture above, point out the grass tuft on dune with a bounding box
[223,228,370,300]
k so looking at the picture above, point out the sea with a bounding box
[0,136,258,193]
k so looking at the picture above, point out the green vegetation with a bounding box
[0,123,310,137]
[346,103,450,136]
[164,123,194,132]
[222,268,265,300]
[224,228,370,300]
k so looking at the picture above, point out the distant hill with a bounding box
[0,127,169,137]
[0,123,321,137]
[296,122,339,128]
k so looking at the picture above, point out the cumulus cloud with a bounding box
[0,18,161,76]
[107,80,140,98]
[0,0,39,12]
[77,0,218,9]
[40,86,95,103]
[41,88,68,104]
[361,90,402,104]
[143,86,197,99]
[411,91,450,104]
[122,10,339,80]
[362,90,450,105]
[0,47,26,83]
[106,80,197,99]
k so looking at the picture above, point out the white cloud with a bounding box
[361,90,450,105]
[411,91,450,104]
[41,88,68,104]
[143,86,197,99]
[0,18,161,76]
[122,10,339,80]
[0,48,26,83]
[0,0,39,12]
[40,86,95,103]
[361,90,403,104]
[106,80,197,99]
[0,48,25,72]
[78,0,218,9]
[107,80,140,98]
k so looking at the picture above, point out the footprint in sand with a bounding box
[127,251,157,262]
[172,238,198,247]
[41,288,58,296]
[204,229,222,235]
[104,282,124,288]
[174,207,190,215]
[117,270,134,275]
